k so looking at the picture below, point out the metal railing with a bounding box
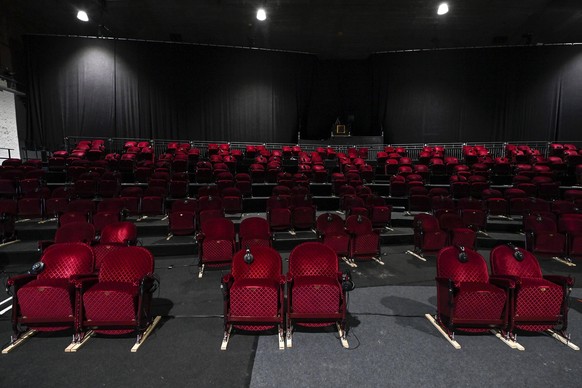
[61,136,582,162]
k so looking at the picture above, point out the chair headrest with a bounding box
[457,246,468,263]
[507,243,524,261]
[243,247,254,264]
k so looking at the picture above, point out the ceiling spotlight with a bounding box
[77,10,89,22]
[256,8,267,21]
[437,3,449,15]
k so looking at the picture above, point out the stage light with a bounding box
[437,3,449,15]
[77,10,89,22]
[256,8,267,21]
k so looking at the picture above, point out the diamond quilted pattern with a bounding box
[18,278,74,321]
[438,247,489,283]
[100,222,137,244]
[99,246,154,283]
[288,243,345,328]
[515,277,563,331]
[39,243,94,280]
[93,244,124,270]
[291,276,341,314]
[323,234,350,256]
[454,282,507,321]
[490,245,542,278]
[83,282,138,322]
[231,246,281,279]
[351,233,379,258]
[202,240,234,263]
[288,242,338,277]
[230,279,279,331]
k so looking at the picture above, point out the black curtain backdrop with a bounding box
[371,45,582,144]
[304,59,374,140]
[24,35,582,150]
[25,35,316,150]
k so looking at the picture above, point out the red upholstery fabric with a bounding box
[81,246,155,335]
[490,245,569,332]
[316,213,350,257]
[14,243,94,332]
[287,243,345,329]
[266,196,291,231]
[239,217,271,249]
[524,215,566,255]
[199,218,236,267]
[224,245,283,332]
[413,214,447,253]
[345,215,380,260]
[436,246,508,333]
[54,222,95,244]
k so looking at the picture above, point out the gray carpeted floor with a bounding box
[251,286,582,388]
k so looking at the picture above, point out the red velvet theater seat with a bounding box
[38,221,96,252]
[412,214,447,257]
[92,221,138,270]
[429,246,512,347]
[524,215,566,257]
[77,246,159,349]
[316,213,350,261]
[4,243,94,351]
[490,245,573,340]
[220,246,285,350]
[196,217,236,278]
[438,212,476,249]
[286,242,349,348]
[239,217,272,249]
[266,195,292,233]
[168,199,197,237]
[345,214,381,264]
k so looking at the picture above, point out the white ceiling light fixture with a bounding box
[256,8,267,21]
[437,3,449,16]
[77,10,89,22]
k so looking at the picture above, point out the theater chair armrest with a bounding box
[488,276,516,289]
[435,277,458,289]
[72,274,99,289]
[6,274,37,292]
[196,232,205,242]
[70,273,98,282]
[278,275,286,285]
[543,275,574,287]
[490,274,521,286]
[286,274,294,285]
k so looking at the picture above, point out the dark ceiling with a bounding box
[4,0,582,59]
